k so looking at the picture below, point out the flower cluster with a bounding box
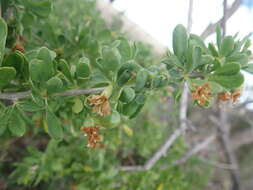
[217,89,241,103]
[88,94,110,116]
[191,83,211,106]
[12,36,25,53]
[80,126,103,148]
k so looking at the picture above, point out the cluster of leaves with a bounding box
[0,0,170,141]
[0,0,251,189]
[163,24,252,106]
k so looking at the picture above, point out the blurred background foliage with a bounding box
[0,0,214,189]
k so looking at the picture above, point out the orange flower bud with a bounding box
[217,92,231,102]
[191,83,211,106]
[231,89,241,103]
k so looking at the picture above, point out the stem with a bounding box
[0,87,105,101]
[110,84,122,109]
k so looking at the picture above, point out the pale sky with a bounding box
[109,0,253,48]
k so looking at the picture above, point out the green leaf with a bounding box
[117,70,132,86]
[208,43,219,57]
[213,62,240,75]
[117,61,142,86]
[2,51,24,75]
[117,37,132,62]
[94,110,121,127]
[172,86,182,104]
[119,87,135,103]
[37,47,55,71]
[135,69,148,92]
[76,57,90,79]
[191,47,202,71]
[72,98,83,114]
[189,34,209,53]
[209,72,244,89]
[25,50,39,61]
[243,64,253,74]
[211,58,222,72]
[29,59,51,82]
[21,0,52,18]
[173,24,188,61]
[18,100,44,112]
[31,92,45,107]
[37,47,55,77]
[209,81,224,93]
[122,125,133,137]
[0,111,8,135]
[58,59,73,82]
[46,76,63,94]
[169,69,182,79]
[122,94,146,118]
[221,36,234,57]
[226,53,249,66]
[187,79,206,90]
[0,67,16,88]
[200,55,214,66]
[100,47,121,79]
[8,109,26,136]
[164,55,184,70]
[152,75,168,88]
[97,29,112,42]
[243,39,251,52]
[109,111,121,125]
[46,109,63,140]
[0,18,7,63]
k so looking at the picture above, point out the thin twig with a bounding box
[222,0,228,38]
[210,114,241,190]
[0,87,105,101]
[201,0,242,39]
[179,84,188,132]
[187,0,194,32]
[120,122,189,171]
[172,134,217,166]
[198,156,237,170]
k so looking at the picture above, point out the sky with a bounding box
[107,0,253,48]
[104,0,253,103]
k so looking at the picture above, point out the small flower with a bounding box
[217,92,231,102]
[87,94,110,116]
[231,89,241,103]
[80,126,104,148]
[191,83,211,106]
[12,36,25,53]
[12,44,25,53]
[217,89,241,104]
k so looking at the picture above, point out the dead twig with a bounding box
[201,0,242,39]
